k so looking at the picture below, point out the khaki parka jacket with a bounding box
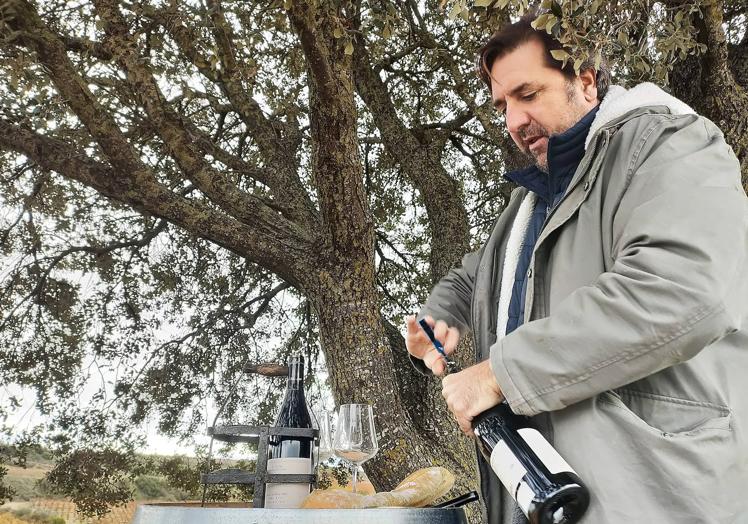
[420,84,748,523]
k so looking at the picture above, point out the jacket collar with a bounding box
[586,83,696,149]
[504,106,598,205]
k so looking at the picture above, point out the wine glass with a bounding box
[317,409,334,467]
[333,403,378,494]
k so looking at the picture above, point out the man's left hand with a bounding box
[441,360,504,435]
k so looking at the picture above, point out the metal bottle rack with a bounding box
[200,424,319,508]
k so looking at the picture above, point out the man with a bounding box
[406,12,748,524]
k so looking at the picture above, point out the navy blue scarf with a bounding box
[503,105,599,335]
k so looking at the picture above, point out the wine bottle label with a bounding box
[516,481,535,516]
[489,428,577,517]
[264,457,312,509]
[489,438,528,504]
[517,428,576,475]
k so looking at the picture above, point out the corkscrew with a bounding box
[418,318,460,375]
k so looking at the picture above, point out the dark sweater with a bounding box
[503,105,599,335]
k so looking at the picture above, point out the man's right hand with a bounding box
[405,315,460,376]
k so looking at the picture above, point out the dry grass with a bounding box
[0,514,32,524]
[0,499,142,524]
[30,499,139,524]
[1,468,46,481]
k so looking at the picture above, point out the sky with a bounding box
[1,349,336,460]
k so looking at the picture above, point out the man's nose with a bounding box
[505,103,530,135]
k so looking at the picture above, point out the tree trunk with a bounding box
[670,1,748,189]
[287,3,483,520]
[311,273,482,520]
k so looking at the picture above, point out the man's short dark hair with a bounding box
[477,11,611,101]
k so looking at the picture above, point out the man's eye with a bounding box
[521,92,537,101]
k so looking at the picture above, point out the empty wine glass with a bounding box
[333,403,378,494]
[317,409,334,467]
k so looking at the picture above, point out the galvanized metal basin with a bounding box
[132,504,469,523]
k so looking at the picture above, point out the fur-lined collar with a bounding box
[585,83,696,150]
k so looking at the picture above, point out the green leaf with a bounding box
[531,13,549,29]
[498,0,510,9]
[333,27,343,39]
[382,24,392,40]
[449,3,461,19]
[550,49,570,63]
[474,0,494,7]
[545,17,558,33]
[344,41,354,55]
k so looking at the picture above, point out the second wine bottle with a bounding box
[264,355,314,509]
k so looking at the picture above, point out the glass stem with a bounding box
[351,463,358,494]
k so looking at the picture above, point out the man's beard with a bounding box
[519,90,591,173]
[518,123,551,172]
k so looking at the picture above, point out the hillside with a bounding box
[0,450,204,524]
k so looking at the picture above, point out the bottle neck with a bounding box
[286,357,305,391]
[472,401,524,429]
[272,356,312,430]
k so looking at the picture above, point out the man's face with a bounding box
[488,38,598,172]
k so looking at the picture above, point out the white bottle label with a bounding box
[517,428,576,475]
[489,427,577,517]
[516,481,535,516]
[264,457,312,509]
[489,438,528,503]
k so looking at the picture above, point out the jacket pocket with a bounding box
[601,388,732,437]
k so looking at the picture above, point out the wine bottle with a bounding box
[264,355,314,509]
[473,402,590,524]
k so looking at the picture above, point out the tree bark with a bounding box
[311,276,481,519]
[285,3,483,520]
[352,36,471,282]
[670,0,748,189]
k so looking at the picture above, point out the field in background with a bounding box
[0,449,197,524]
[0,514,35,524]
[2,453,372,523]
[1,499,143,524]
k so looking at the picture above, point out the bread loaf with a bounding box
[301,466,455,509]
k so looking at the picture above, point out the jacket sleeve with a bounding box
[409,247,483,374]
[491,115,748,416]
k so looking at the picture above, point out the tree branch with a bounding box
[0,219,167,331]
[142,4,318,226]
[2,0,151,194]
[62,35,113,60]
[243,363,288,377]
[0,118,309,287]
[351,33,470,281]
[285,2,337,104]
[285,2,375,257]
[91,0,306,238]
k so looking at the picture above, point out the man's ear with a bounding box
[579,68,598,103]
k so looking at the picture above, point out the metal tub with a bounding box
[132,504,469,523]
